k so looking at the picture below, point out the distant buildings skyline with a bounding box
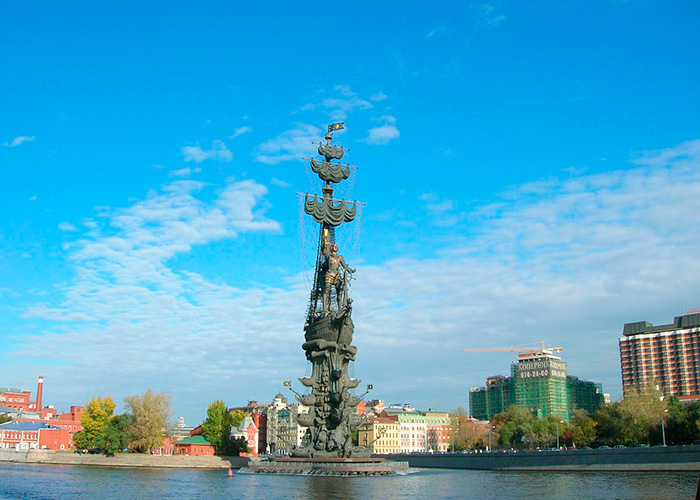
[469,350,605,422]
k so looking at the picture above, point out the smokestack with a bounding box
[36,376,44,412]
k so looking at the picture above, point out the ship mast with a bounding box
[304,124,357,324]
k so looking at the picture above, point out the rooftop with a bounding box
[0,421,59,431]
[623,313,700,336]
[0,388,28,395]
[176,435,213,446]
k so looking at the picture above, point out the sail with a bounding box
[310,158,350,183]
[304,194,357,226]
[318,143,345,161]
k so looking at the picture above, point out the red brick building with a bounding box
[0,421,71,451]
[229,400,267,455]
[620,312,700,400]
[231,416,259,457]
[175,436,215,456]
[0,387,33,413]
[1,377,83,446]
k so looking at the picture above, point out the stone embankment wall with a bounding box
[0,450,250,469]
[387,445,700,472]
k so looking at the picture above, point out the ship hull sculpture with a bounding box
[247,124,407,476]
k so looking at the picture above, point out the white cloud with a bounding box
[254,123,322,165]
[58,222,77,232]
[370,92,387,102]
[169,167,201,178]
[301,86,372,121]
[472,3,507,27]
[350,139,700,407]
[8,140,700,419]
[181,140,232,163]
[15,179,285,419]
[270,177,290,188]
[425,25,453,40]
[419,192,458,226]
[362,116,400,145]
[231,126,252,139]
[3,136,35,147]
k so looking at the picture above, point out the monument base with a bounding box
[244,457,409,476]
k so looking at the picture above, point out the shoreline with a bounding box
[386,444,700,472]
[0,450,250,470]
[5,446,700,472]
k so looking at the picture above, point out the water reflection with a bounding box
[300,476,358,500]
[0,464,697,500]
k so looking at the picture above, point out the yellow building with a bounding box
[357,416,400,455]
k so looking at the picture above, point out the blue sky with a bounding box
[2,1,699,424]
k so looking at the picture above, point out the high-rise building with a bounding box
[468,376,513,421]
[513,351,569,420]
[568,377,605,415]
[619,312,700,401]
[469,350,604,422]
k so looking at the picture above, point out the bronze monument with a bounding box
[247,124,407,475]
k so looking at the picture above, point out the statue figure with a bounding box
[321,242,355,313]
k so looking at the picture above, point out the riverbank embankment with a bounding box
[387,445,700,471]
[0,449,250,469]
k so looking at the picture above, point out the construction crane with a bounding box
[463,341,563,355]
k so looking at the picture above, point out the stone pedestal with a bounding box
[246,457,409,476]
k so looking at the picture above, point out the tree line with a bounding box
[71,393,250,456]
[73,390,171,454]
[451,391,700,451]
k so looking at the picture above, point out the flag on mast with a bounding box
[328,122,344,133]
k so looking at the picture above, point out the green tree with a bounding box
[595,388,667,446]
[230,409,248,429]
[567,409,596,447]
[0,415,11,425]
[202,400,233,454]
[229,436,250,456]
[495,405,534,449]
[74,396,116,450]
[94,413,134,455]
[124,390,171,453]
[664,398,700,445]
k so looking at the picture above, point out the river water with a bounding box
[0,463,697,500]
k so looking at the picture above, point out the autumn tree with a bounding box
[449,408,488,451]
[73,396,116,449]
[124,390,171,453]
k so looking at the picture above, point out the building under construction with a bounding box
[468,347,604,422]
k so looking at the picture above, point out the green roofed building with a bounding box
[469,350,605,422]
[174,435,215,456]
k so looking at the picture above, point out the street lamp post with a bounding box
[661,409,669,447]
[556,420,564,450]
[488,425,496,452]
